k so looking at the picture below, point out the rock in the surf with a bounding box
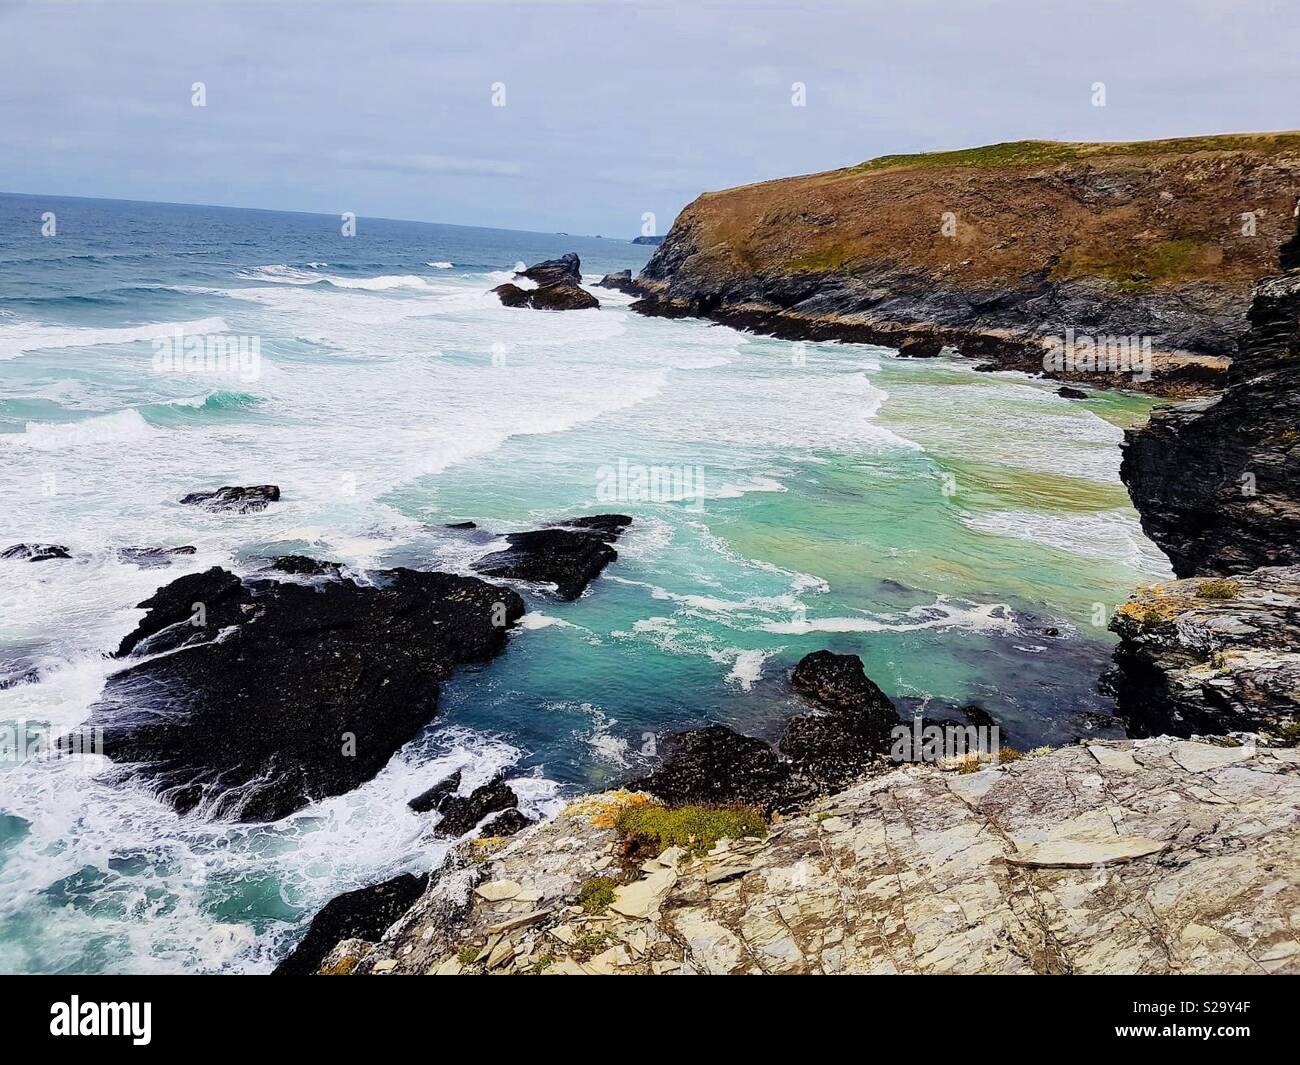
[69,565,525,822]
[631,724,805,811]
[473,515,631,600]
[431,773,520,837]
[493,253,599,310]
[272,872,429,976]
[2,543,71,562]
[179,484,280,512]
[116,546,197,568]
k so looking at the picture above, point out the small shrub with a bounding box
[577,876,617,914]
[615,802,767,856]
[1196,578,1240,600]
[456,945,479,966]
[996,747,1023,765]
[1276,722,1300,747]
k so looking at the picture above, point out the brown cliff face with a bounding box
[635,134,1300,395]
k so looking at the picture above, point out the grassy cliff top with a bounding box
[660,132,1300,289]
[851,132,1300,174]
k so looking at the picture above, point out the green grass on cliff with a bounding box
[852,132,1300,173]
[615,803,766,856]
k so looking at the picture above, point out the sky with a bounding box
[2,0,1298,235]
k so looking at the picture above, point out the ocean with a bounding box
[0,192,1170,973]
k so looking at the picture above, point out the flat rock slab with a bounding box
[1004,836,1166,868]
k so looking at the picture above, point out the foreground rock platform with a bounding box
[308,738,1300,975]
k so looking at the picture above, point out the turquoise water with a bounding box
[0,194,1168,972]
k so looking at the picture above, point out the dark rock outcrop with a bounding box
[896,335,943,358]
[1057,386,1089,400]
[1108,567,1300,737]
[779,651,899,788]
[631,235,665,246]
[482,808,533,837]
[596,269,639,294]
[117,546,196,568]
[432,773,519,837]
[1121,271,1300,578]
[268,555,343,577]
[407,770,462,813]
[473,515,631,600]
[2,543,71,562]
[789,650,894,715]
[518,253,581,288]
[631,725,804,811]
[179,484,280,513]
[493,253,598,311]
[70,566,525,822]
[272,871,429,975]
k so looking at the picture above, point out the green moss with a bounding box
[1054,238,1216,288]
[527,954,555,974]
[577,876,617,914]
[570,931,614,961]
[615,803,767,857]
[1196,578,1240,600]
[456,945,479,966]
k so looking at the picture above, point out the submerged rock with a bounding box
[1057,386,1089,399]
[473,514,631,600]
[71,566,525,822]
[1,543,71,562]
[179,484,280,513]
[116,546,197,568]
[272,871,429,976]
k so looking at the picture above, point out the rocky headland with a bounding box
[628,133,1300,394]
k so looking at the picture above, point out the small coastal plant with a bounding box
[577,876,617,914]
[1196,578,1240,600]
[615,802,767,857]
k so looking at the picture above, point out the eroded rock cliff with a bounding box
[633,134,1300,394]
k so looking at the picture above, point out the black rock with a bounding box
[959,704,998,729]
[272,872,429,976]
[1121,266,1300,577]
[269,555,343,577]
[492,282,532,308]
[1057,386,1090,399]
[407,770,462,813]
[481,808,533,837]
[777,712,892,790]
[473,515,631,600]
[631,725,803,811]
[790,650,895,715]
[444,521,477,530]
[517,253,581,288]
[116,546,197,568]
[2,543,71,562]
[896,335,944,358]
[433,773,518,837]
[180,484,280,513]
[71,567,525,822]
[596,269,639,294]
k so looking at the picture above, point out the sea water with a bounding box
[0,193,1170,972]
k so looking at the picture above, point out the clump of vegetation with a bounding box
[320,955,360,976]
[996,747,1023,765]
[1197,578,1240,600]
[526,954,555,974]
[569,931,613,961]
[455,945,480,966]
[1275,722,1300,747]
[577,876,617,914]
[615,802,767,857]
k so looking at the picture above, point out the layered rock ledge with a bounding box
[306,738,1300,975]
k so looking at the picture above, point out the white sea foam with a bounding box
[4,409,159,450]
[0,316,230,360]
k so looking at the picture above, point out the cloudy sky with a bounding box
[3,0,1296,235]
